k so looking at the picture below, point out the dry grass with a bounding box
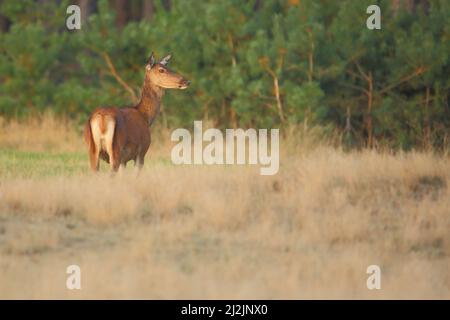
[0,113,84,152]
[0,113,173,156]
[0,115,449,299]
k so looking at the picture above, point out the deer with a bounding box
[84,52,190,172]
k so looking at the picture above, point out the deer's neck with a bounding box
[136,77,164,126]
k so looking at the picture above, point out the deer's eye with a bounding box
[159,68,165,73]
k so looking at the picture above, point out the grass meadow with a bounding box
[0,114,449,299]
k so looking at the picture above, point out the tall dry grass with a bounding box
[0,114,449,299]
[0,112,174,156]
[0,112,84,152]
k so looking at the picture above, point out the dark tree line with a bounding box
[0,0,449,150]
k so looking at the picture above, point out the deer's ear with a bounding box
[148,52,155,67]
[159,54,172,66]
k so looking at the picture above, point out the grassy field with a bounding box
[0,116,449,299]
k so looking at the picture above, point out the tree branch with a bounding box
[355,62,370,82]
[345,69,365,81]
[338,82,369,95]
[101,51,139,103]
[379,66,428,94]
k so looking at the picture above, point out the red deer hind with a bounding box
[84,52,190,171]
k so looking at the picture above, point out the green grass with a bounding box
[0,149,174,178]
[0,149,87,178]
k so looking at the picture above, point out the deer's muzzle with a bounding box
[179,79,191,89]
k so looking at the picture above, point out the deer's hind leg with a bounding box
[89,130,102,172]
[102,120,121,172]
[88,146,100,171]
[86,119,101,172]
[107,142,122,172]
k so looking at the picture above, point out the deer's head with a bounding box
[145,52,190,90]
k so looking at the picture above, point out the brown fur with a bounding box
[84,54,190,172]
